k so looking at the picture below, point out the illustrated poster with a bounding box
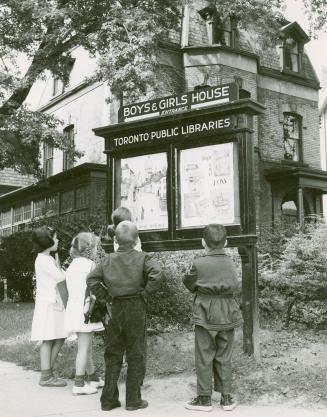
[118,153,168,230]
[180,143,239,227]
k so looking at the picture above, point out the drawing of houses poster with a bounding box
[119,153,168,230]
[180,142,238,227]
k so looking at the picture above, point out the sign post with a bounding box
[94,85,265,357]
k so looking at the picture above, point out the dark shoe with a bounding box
[185,396,213,412]
[101,400,121,411]
[220,394,236,411]
[39,376,67,387]
[126,400,148,411]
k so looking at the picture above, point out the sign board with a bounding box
[119,83,238,122]
[180,142,240,227]
[116,153,168,230]
[110,116,233,150]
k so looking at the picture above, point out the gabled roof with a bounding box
[279,21,310,43]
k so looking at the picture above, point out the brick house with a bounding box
[1,1,326,237]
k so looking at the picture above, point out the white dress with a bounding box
[31,253,67,341]
[64,257,104,334]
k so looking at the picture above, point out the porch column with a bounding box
[297,186,304,226]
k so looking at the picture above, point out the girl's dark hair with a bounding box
[32,226,56,253]
[108,207,132,238]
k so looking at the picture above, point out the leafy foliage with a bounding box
[0,0,309,175]
[0,212,107,301]
[0,231,35,301]
[0,0,180,175]
[259,219,327,328]
[303,0,327,34]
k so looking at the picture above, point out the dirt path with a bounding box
[145,328,327,409]
[1,360,326,417]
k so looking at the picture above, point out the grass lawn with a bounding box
[1,302,327,408]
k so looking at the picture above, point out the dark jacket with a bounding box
[86,247,163,301]
[183,248,243,331]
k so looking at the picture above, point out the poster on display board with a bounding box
[179,142,240,228]
[117,153,168,230]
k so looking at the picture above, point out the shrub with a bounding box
[0,231,35,301]
[147,248,241,329]
[0,213,107,301]
[259,219,327,328]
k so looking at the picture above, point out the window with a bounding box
[222,17,234,47]
[0,210,11,227]
[22,203,31,221]
[60,190,74,213]
[45,195,59,215]
[75,186,90,209]
[43,143,54,177]
[53,77,64,96]
[63,125,74,171]
[13,204,31,224]
[198,7,236,47]
[283,113,301,161]
[0,227,11,237]
[33,199,45,217]
[13,206,23,224]
[284,37,299,72]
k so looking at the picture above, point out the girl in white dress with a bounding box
[31,226,67,387]
[65,232,104,395]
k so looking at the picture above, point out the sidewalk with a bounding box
[0,360,326,417]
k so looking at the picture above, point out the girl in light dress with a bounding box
[31,226,67,387]
[64,232,104,395]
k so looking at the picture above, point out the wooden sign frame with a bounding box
[94,96,265,357]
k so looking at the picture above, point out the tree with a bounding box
[303,0,327,34]
[1,0,321,176]
[0,0,180,175]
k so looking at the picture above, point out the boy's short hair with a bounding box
[107,207,133,238]
[32,226,56,252]
[115,220,138,247]
[203,224,227,248]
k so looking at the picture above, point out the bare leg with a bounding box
[86,334,96,376]
[40,340,53,371]
[50,338,65,369]
[76,332,93,376]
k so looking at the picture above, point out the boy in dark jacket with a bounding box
[184,224,242,412]
[87,221,163,412]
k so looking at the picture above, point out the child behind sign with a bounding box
[184,224,242,412]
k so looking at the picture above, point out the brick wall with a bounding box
[185,62,259,147]
[258,88,321,168]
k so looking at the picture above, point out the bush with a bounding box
[259,219,327,328]
[0,231,35,301]
[147,248,241,329]
[0,212,107,301]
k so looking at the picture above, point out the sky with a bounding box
[284,0,327,83]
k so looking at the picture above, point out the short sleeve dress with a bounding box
[31,253,67,341]
[64,257,104,334]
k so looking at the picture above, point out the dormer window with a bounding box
[198,7,237,48]
[279,22,309,75]
[284,37,299,72]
